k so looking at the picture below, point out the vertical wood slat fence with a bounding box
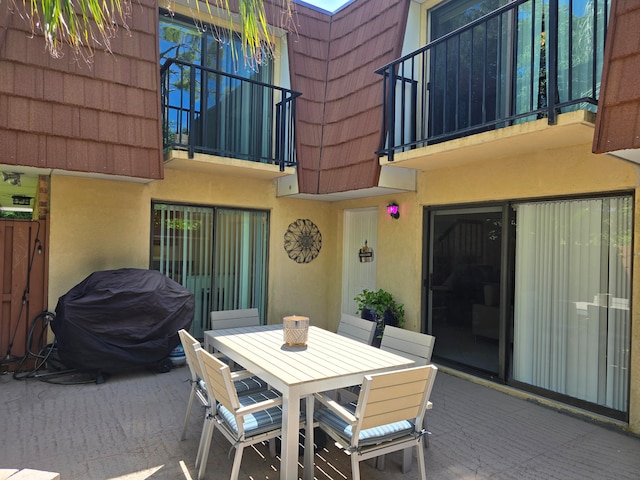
[0,219,47,371]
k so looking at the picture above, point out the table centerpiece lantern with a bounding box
[283,315,309,346]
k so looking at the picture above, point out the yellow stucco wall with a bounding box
[331,144,639,332]
[48,169,337,333]
[47,144,640,432]
[48,175,151,306]
[418,144,639,204]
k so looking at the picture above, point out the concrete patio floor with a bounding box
[1,364,640,480]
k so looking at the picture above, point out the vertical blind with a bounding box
[152,204,268,338]
[153,204,214,337]
[213,209,268,316]
[513,196,631,411]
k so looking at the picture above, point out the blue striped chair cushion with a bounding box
[218,389,285,437]
[314,402,414,446]
[197,375,268,396]
[232,376,269,395]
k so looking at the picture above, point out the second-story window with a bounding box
[160,12,275,163]
[427,0,608,142]
[429,0,508,139]
[159,13,272,81]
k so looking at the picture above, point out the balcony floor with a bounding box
[381,110,597,171]
[164,149,295,180]
[1,363,639,479]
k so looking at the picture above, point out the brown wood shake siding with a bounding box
[288,0,410,194]
[593,0,640,155]
[0,0,163,180]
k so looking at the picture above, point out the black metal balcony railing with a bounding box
[161,59,301,171]
[376,0,609,161]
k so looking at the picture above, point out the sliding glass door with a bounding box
[427,0,609,141]
[152,203,269,338]
[429,0,508,140]
[426,195,631,417]
[159,13,273,161]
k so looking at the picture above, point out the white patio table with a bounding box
[204,324,415,480]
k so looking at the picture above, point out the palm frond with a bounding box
[11,0,292,67]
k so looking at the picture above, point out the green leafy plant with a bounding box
[354,289,405,328]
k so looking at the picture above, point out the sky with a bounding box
[298,0,352,13]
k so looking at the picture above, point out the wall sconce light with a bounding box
[387,202,400,219]
[2,172,22,186]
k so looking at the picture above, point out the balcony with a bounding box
[376,0,608,168]
[160,59,301,177]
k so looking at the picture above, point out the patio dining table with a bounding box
[204,324,415,480]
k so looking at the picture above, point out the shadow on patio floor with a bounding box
[1,365,639,479]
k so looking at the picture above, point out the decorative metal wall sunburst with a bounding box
[284,219,322,264]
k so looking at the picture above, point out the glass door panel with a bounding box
[429,0,508,140]
[213,209,269,320]
[512,197,631,412]
[429,207,504,375]
[152,204,214,338]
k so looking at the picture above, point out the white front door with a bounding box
[341,208,378,315]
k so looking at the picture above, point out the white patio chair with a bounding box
[379,326,436,469]
[337,313,376,345]
[209,307,261,330]
[177,329,268,441]
[209,308,261,369]
[195,347,299,480]
[337,326,437,469]
[313,364,438,480]
[380,325,436,366]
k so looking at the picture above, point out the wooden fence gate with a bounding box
[0,219,47,372]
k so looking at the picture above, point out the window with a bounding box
[160,12,274,162]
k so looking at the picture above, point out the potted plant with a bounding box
[354,289,405,346]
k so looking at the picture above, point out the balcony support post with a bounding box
[188,66,196,159]
[386,69,396,162]
[547,0,559,125]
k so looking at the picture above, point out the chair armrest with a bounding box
[313,392,357,424]
[230,370,255,381]
[236,397,283,416]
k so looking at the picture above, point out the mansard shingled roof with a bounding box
[287,0,409,194]
[593,0,640,154]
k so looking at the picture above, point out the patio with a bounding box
[1,364,639,480]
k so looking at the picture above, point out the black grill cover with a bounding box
[52,268,194,373]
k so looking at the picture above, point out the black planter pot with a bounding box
[361,307,397,347]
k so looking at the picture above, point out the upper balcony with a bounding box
[376,0,608,170]
[160,59,301,179]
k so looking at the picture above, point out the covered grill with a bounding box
[52,268,194,374]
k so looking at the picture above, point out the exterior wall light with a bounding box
[387,202,400,219]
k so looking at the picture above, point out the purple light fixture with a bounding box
[387,202,400,219]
